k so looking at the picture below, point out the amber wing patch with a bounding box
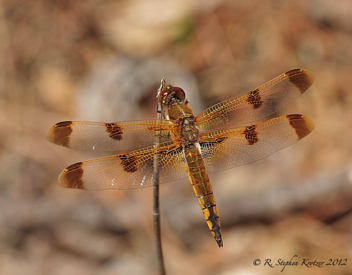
[287,114,313,140]
[48,121,73,147]
[60,162,84,189]
[285,69,314,94]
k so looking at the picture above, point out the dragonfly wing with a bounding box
[47,120,175,152]
[58,140,188,190]
[200,115,314,172]
[196,69,314,131]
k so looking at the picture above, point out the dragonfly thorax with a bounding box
[167,103,193,120]
[177,115,201,144]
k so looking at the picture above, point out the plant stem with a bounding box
[153,79,166,275]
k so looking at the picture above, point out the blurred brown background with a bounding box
[1,0,352,274]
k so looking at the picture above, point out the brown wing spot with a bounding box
[243,125,259,145]
[287,114,313,140]
[119,154,138,173]
[60,162,84,189]
[246,88,263,109]
[48,121,73,147]
[285,69,315,94]
[106,123,123,140]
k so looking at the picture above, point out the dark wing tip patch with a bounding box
[119,154,138,173]
[47,121,73,147]
[287,114,314,140]
[55,121,73,127]
[59,162,84,189]
[243,125,259,145]
[246,88,263,109]
[285,69,315,94]
[106,123,123,140]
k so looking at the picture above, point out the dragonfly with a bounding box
[47,69,314,247]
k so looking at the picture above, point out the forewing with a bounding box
[58,140,188,190]
[47,120,175,152]
[200,115,314,172]
[196,69,314,131]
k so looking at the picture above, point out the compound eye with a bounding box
[158,85,186,108]
[172,87,185,101]
[159,85,173,98]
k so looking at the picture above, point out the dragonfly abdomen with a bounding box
[184,144,223,247]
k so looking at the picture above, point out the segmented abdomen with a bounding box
[184,144,223,247]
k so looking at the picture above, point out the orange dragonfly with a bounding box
[47,69,314,247]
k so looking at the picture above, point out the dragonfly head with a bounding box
[158,85,186,109]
